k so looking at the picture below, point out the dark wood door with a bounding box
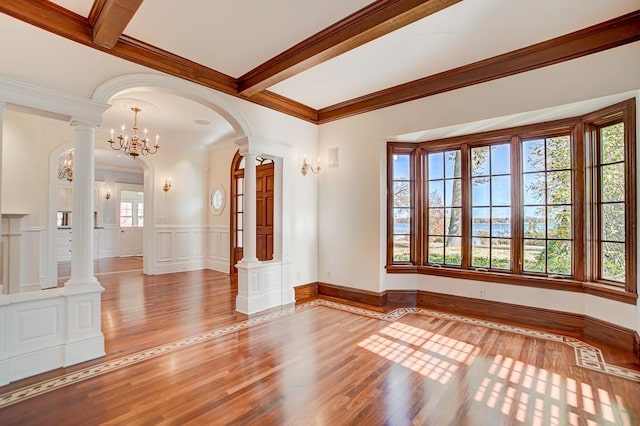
[256,163,274,261]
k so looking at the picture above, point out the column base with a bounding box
[236,261,289,315]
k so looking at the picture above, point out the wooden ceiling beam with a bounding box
[90,0,144,49]
[0,0,317,122]
[238,0,462,96]
[317,9,640,124]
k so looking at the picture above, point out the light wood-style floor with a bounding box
[2,266,639,425]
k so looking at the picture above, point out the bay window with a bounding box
[387,99,636,300]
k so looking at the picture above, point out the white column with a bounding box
[66,122,98,286]
[239,152,258,264]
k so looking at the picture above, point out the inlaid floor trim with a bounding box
[0,299,638,409]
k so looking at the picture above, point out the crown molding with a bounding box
[317,9,640,123]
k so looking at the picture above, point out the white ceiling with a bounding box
[48,0,640,109]
[6,0,640,147]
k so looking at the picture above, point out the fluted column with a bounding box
[239,152,258,264]
[66,121,98,286]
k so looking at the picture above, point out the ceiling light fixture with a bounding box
[108,107,159,158]
[58,150,74,182]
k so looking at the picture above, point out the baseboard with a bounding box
[153,260,208,275]
[294,283,318,302]
[318,282,386,306]
[387,290,417,306]
[307,282,637,356]
[64,334,105,367]
[583,316,637,353]
[417,290,584,336]
[208,259,229,273]
[8,344,65,383]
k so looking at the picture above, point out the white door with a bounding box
[119,191,144,257]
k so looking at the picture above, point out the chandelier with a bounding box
[58,150,73,182]
[108,107,159,158]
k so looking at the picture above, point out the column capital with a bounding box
[70,120,99,130]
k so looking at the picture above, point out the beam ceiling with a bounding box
[0,2,637,125]
[238,0,462,96]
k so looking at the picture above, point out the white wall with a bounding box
[317,41,640,332]
[2,109,73,229]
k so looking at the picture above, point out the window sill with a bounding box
[386,264,637,305]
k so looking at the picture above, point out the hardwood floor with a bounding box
[1,269,639,424]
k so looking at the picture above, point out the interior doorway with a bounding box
[230,151,274,273]
[119,190,144,257]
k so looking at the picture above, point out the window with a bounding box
[120,202,133,227]
[387,99,636,300]
[119,191,144,228]
[390,150,413,262]
[521,135,572,276]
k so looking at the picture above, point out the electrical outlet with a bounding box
[479,289,485,298]
[327,270,332,279]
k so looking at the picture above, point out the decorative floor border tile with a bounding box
[0,299,638,409]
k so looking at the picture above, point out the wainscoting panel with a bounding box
[208,226,230,273]
[100,225,117,259]
[156,231,173,263]
[20,229,45,292]
[153,227,209,274]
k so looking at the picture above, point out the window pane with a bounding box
[472,178,490,206]
[523,173,545,205]
[444,237,462,265]
[393,235,410,262]
[393,215,410,234]
[491,175,510,206]
[524,207,545,238]
[601,163,624,202]
[471,147,490,176]
[547,206,571,239]
[600,123,624,164]
[472,208,490,237]
[491,239,511,269]
[547,240,571,275]
[601,242,625,283]
[428,152,443,180]
[237,212,243,229]
[237,178,244,195]
[237,230,243,248]
[522,139,545,172]
[523,239,545,273]
[444,180,461,207]
[120,217,132,227]
[393,154,410,180]
[546,136,571,170]
[428,208,444,235]
[472,238,489,267]
[428,180,444,207]
[491,144,510,175]
[601,203,625,242]
[546,171,571,204]
[444,150,461,178]
[428,236,444,263]
[444,208,462,236]
[237,195,243,211]
[491,207,511,238]
[138,217,144,227]
[393,182,411,207]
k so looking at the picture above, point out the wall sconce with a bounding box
[163,179,172,192]
[105,191,111,200]
[301,156,321,176]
